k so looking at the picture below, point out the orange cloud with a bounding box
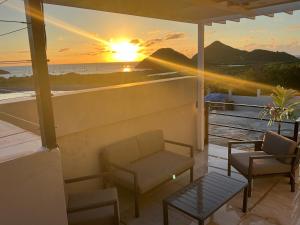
[165,32,185,40]
[58,48,70,52]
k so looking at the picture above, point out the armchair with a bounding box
[228,131,299,197]
[64,173,120,225]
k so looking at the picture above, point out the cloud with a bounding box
[58,48,70,53]
[130,39,142,45]
[165,32,185,40]
[143,38,163,47]
[141,32,186,47]
[94,46,109,53]
[81,46,111,56]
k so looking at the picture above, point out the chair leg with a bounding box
[190,168,194,183]
[134,192,140,218]
[290,172,296,192]
[248,178,252,197]
[114,201,120,225]
[228,161,231,176]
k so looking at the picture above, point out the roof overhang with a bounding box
[43,0,300,24]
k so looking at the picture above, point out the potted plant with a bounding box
[259,86,300,134]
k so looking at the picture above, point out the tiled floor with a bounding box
[120,144,300,225]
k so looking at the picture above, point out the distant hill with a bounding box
[137,41,299,71]
[136,48,193,71]
[0,69,10,75]
[198,41,248,65]
[193,41,299,65]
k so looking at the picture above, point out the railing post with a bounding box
[293,122,299,142]
[204,102,209,145]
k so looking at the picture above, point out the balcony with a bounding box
[0,77,299,225]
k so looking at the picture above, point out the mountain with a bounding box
[0,69,10,75]
[197,41,248,65]
[192,41,299,65]
[136,41,299,71]
[136,48,193,71]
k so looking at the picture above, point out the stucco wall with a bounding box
[0,149,68,225]
[0,77,198,190]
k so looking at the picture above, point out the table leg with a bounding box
[243,187,248,213]
[163,201,169,225]
[198,220,204,225]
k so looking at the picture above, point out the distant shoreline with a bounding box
[0,70,184,93]
[0,61,144,78]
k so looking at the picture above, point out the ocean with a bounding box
[0,62,143,78]
[0,62,146,101]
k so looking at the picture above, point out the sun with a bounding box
[109,40,141,62]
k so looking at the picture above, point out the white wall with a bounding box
[0,149,68,225]
[0,77,198,192]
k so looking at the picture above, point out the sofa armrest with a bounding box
[228,140,263,155]
[248,154,297,176]
[108,162,139,193]
[64,172,112,184]
[164,139,193,157]
[249,154,297,160]
[228,140,263,147]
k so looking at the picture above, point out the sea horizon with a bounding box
[0,61,144,78]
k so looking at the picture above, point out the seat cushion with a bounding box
[67,188,118,225]
[113,151,194,194]
[68,188,118,212]
[262,131,297,164]
[68,205,115,225]
[231,151,291,176]
[103,137,140,166]
[137,130,164,158]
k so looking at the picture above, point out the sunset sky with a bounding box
[0,0,300,66]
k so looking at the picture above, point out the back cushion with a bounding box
[103,137,140,166]
[262,131,297,164]
[137,130,164,158]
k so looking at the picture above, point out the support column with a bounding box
[196,23,205,151]
[24,0,57,149]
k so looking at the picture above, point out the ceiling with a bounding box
[43,0,300,24]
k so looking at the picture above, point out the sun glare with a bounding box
[109,40,140,62]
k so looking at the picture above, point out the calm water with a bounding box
[0,62,143,78]
[0,62,147,101]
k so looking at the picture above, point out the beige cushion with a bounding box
[262,131,297,164]
[112,150,194,194]
[68,205,115,225]
[103,137,140,166]
[67,188,118,225]
[231,151,291,176]
[137,130,164,158]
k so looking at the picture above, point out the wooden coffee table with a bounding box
[163,172,248,225]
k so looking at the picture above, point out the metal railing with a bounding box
[204,101,299,145]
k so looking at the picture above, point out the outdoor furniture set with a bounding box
[63,130,299,225]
